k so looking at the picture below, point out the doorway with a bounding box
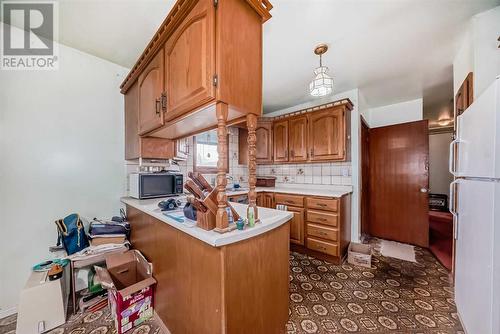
[364,120,430,248]
[360,117,370,240]
[428,128,454,270]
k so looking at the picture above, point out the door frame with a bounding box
[360,116,370,240]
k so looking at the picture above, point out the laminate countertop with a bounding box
[121,197,293,247]
[226,185,353,198]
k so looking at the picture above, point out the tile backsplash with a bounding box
[257,162,352,186]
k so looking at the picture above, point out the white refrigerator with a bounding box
[449,77,500,334]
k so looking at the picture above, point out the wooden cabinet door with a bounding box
[264,193,274,208]
[257,193,265,207]
[164,0,216,121]
[175,137,189,160]
[138,49,164,135]
[273,119,289,162]
[256,119,273,163]
[288,206,304,245]
[289,115,308,162]
[308,108,345,161]
[125,81,140,159]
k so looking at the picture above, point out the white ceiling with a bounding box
[6,0,500,113]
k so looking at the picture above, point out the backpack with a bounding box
[55,213,89,255]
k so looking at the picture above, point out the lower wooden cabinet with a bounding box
[288,206,304,246]
[257,192,275,208]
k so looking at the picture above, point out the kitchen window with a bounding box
[193,129,229,174]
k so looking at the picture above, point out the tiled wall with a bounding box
[256,162,352,186]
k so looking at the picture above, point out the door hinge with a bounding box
[214,0,218,8]
[212,74,218,87]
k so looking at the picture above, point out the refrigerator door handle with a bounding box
[449,179,460,239]
[449,139,460,176]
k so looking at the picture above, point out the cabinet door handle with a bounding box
[155,98,161,115]
[161,92,167,111]
[310,148,314,156]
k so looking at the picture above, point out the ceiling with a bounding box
[5,0,499,113]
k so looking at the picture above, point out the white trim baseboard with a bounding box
[0,306,17,319]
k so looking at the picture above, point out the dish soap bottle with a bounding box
[247,206,255,227]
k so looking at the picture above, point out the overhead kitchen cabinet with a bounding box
[138,49,165,135]
[288,115,308,162]
[255,118,273,163]
[125,80,174,160]
[308,105,350,161]
[120,0,273,140]
[273,119,289,162]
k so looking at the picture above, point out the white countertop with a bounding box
[226,184,353,198]
[121,197,293,247]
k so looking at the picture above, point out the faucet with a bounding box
[226,175,234,189]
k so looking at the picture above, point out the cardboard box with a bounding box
[347,242,372,268]
[95,250,156,334]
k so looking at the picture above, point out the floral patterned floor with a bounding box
[1,247,462,334]
[286,247,463,333]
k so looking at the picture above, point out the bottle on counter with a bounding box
[226,207,234,224]
[247,206,255,227]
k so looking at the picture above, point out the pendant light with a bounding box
[309,44,334,97]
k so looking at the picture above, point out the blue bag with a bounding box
[55,214,89,255]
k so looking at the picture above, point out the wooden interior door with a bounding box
[368,120,429,247]
[288,206,304,245]
[289,116,308,162]
[256,119,273,163]
[273,119,289,162]
[138,49,164,135]
[164,0,215,121]
[308,107,345,161]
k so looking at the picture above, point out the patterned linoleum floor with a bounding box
[1,248,462,334]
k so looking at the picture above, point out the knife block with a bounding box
[197,210,216,231]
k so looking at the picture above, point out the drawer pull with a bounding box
[318,203,327,207]
[318,218,327,221]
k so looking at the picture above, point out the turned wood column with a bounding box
[247,113,258,220]
[215,103,229,231]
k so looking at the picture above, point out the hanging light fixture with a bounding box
[309,44,334,97]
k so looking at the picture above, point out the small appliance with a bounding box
[129,171,183,199]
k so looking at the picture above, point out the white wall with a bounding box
[0,26,128,315]
[266,89,362,242]
[453,6,500,97]
[429,132,454,195]
[367,98,423,128]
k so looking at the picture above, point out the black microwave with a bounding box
[129,172,183,199]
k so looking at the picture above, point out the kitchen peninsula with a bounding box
[122,197,292,333]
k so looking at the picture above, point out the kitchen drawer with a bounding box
[274,194,304,207]
[306,197,339,212]
[306,210,338,227]
[307,237,339,256]
[307,223,338,242]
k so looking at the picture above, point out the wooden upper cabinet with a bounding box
[308,107,345,161]
[288,115,308,162]
[256,119,273,163]
[273,119,289,162]
[138,49,165,135]
[164,0,216,122]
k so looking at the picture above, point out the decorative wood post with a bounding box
[214,103,229,232]
[247,113,259,221]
